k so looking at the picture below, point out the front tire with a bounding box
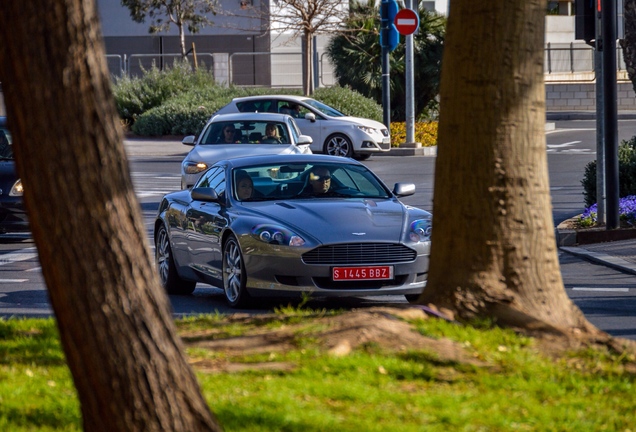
[155,224,196,295]
[324,134,353,158]
[223,235,251,307]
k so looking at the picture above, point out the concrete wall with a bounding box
[546,82,636,111]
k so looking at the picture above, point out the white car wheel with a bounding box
[324,134,353,158]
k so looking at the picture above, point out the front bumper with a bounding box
[241,238,429,298]
[0,200,29,233]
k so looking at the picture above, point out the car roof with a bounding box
[230,95,311,104]
[209,112,295,122]
[222,154,363,169]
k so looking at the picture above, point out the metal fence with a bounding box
[544,43,626,75]
[105,51,336,88]
[106,46,628,86]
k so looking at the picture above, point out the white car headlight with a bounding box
[183,162,208,175]
[9,179,23,197]
[357,126,378,135]
[253,224,305,247]
[409,219,432,243]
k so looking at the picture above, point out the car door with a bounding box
[185,167,228,283]
[278,100,325,153]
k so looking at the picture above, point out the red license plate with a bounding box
[332,266,394,281]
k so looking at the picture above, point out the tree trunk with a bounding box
[419,0,602,336]
[0,2,222,431]
[302,31,314,96]
[179,22,188,58]
[621,0,636,93]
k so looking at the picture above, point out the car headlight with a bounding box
[253,224,305,247]
[409,219,432,242]
[9,179,23,197]
[357,126,378,135]
[183,161,208,175]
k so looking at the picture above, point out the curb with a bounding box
[559,246,636,276]
[379,146,437,157]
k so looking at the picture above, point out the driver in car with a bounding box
[302,166,334,196]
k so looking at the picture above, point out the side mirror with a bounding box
[304,112,316,123]
[182,136,196,146]
[190,187,219,202]
[393,183,415,197]
[297,135,313,146]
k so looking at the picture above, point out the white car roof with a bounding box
[230,95,310,104]
[209,112,294,122]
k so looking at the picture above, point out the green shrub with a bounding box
[312,86,383,123]
[115,62,386,137]
[112,60,216,124]
[581,136,636,207]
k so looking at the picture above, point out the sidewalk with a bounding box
[560,238,636,276]
[124,137,188,157]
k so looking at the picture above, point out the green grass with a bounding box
[1,313,635,431]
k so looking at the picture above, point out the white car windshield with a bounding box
[200,121,290,145]
[302,99,345,117]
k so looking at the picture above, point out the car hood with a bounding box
[244,198,410,243]
[333,116,387,131]
[187,144,302,163]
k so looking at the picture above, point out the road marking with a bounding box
[0,279,28,283]
[546,128,595,134]
[572,287,630,292]
[0,248,38,266]
[547,141,582,148]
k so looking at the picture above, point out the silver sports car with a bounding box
[154,154,431,307]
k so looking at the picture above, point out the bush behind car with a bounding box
[113,65,439,146]
[581,135,636,207]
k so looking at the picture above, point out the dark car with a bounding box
[155,154,431,307]
[0,117,28,233]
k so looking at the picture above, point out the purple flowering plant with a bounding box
[579,195,636,227]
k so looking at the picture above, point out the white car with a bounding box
[215,95,391,159]
[180,112,312,189]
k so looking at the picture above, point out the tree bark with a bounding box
[0,1,222,431]
[419,0,603,337]
[621,0,636,92]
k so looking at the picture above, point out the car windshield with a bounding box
[199,120,291,145]
[232,162,391,202]
[0,127,13,159]
[301,99,345,117]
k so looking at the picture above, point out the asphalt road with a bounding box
[1,121,636,340]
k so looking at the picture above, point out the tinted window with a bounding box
[0,127,13,159]
[236,100,277,113]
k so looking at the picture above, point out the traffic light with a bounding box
[380,0,399,51]
[575,0,596,43]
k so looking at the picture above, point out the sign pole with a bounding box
[405,0,416,146]
[394,5,420,148]
[602,0,619,229]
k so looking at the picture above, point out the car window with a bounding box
[302,99,345,117]
[227,162,391,201]
[236,100,277,113]
[200,121,290,145]
[195,167,223,188]
[288,118,300,143]
[0,128,13,159]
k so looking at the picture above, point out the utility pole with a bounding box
[380,0,399,130]
[405,0,416,145]
[602,0,619,229]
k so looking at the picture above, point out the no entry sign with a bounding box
[394,8,419,36]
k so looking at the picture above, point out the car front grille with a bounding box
[302,243,416,265]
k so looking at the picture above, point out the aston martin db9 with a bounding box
[155,154,431,307]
